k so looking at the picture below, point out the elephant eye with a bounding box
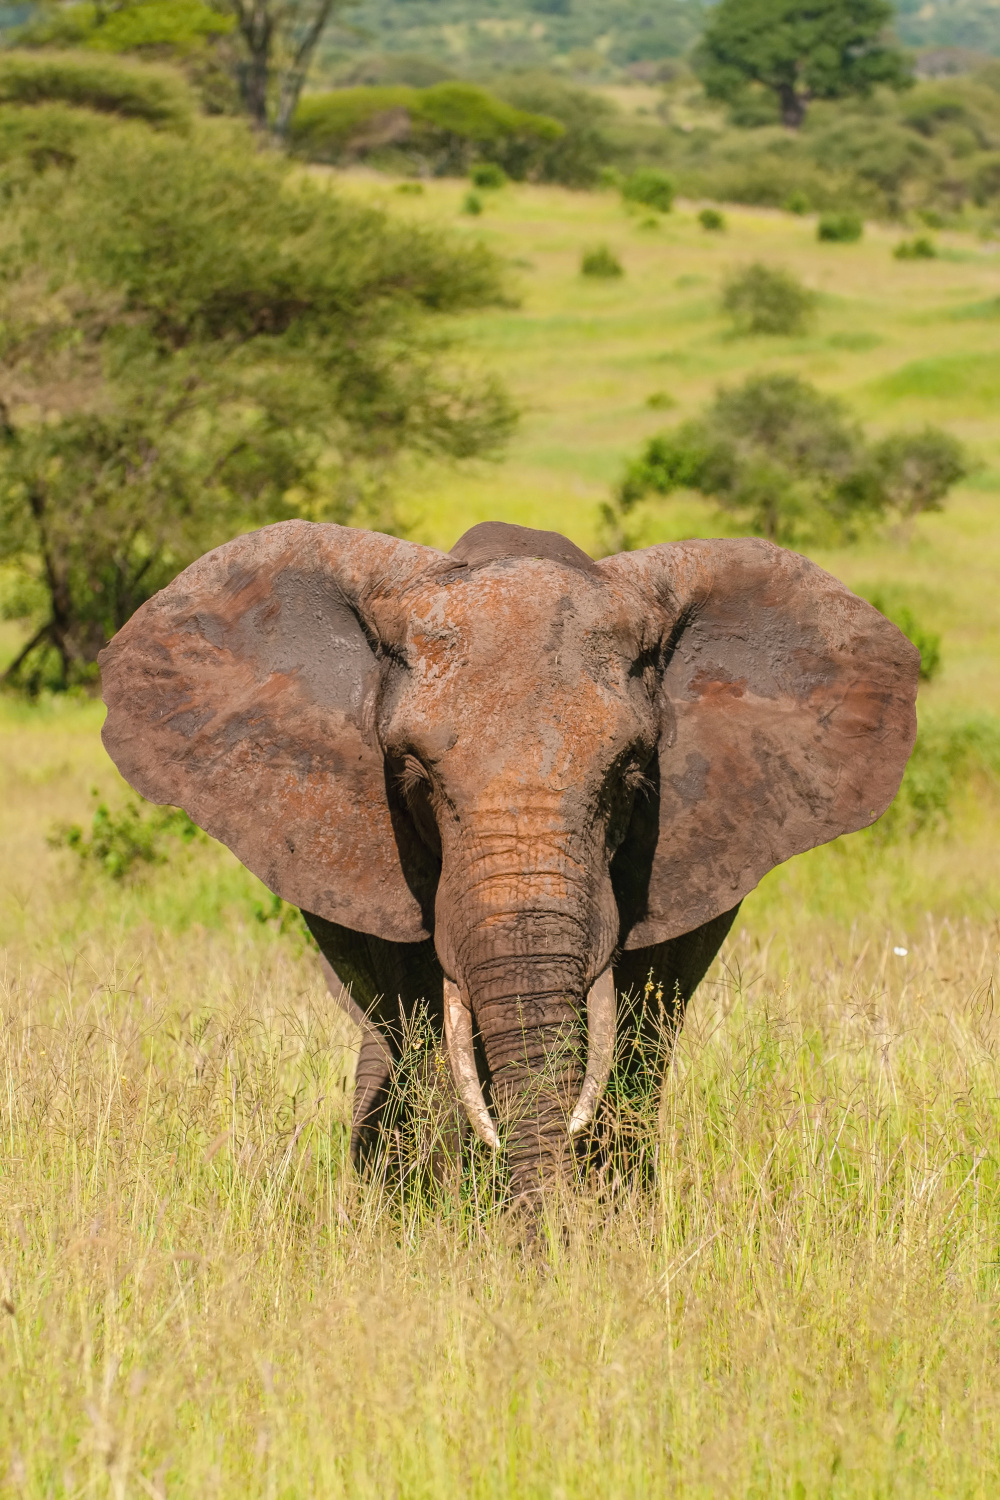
[399,754,430,797]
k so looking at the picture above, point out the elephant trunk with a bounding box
[442,900,617,1203]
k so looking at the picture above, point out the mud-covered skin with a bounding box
[99,520,920,1200]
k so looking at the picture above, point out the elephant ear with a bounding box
[603,538,920,947]
[99,519,443,941]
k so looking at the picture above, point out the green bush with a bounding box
[699,206,726,231]
[0,50,193,130]
[859,586,942,682]
[894,235,937,259]
[490,73,618,188]
[622,167,674,212]
[784,190,811,215]
[16,0,233,55]
[817,210,864,242]
[462,190,483,215]
[722,262,817,336]
[581,244,624,278]
[50,790,202,880]
[289,82,562,173]
[871,427,967,517]
[874,714,1000,841]
[470,161,507,189]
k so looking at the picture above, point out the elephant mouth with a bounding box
[442,970,617,1149]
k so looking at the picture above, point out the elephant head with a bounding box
[99,520,919,1197]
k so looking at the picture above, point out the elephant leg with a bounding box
[302,910,456,1173]
[315,952,394,1167]
[613,902,741,1081]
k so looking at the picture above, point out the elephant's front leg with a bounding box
[316,953,395,1167]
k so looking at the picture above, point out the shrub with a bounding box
[722,262,817,336]
[470,161,507,188]
[50,790,202,880]
[784,190,811,214]
[859,586,942,682]
[581,244,624,278]
[817,210,864,242]
[699,206,726,231]
[13,0,232,54]
[0,49,193,130]
[622,167,674,212]
[894,235,937,259]
[490,73,618,188]
[462,190,483,215]
[290,82,563,173]
[871,426,967,516]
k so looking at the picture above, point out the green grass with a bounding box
[4,179,1000,1495]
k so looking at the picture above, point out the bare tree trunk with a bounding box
[230,0,274,129]
[274,0,338,140]
[778,81,806,129]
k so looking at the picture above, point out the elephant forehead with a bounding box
[405,563,636,669]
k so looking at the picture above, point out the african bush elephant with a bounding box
[99,520,918,1202]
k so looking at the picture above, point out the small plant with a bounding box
[646,390,676,409]
[622,168,674,213]
[859,586,942,682]
[722,262,816,336]
[817,211,863,243]
[470,162,507,189]
[783,190,810,215]
[461,191,483,215]
[395,181,425,195]
[698,207,726,232]
[894,236,936,260]
[581,244,624,278]
[50,789,202,880]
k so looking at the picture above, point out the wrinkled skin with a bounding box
[99,521,920,1204]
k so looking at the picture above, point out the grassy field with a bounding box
[3,180,1000,1495]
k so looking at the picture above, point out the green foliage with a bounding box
[0,115,514,687]
[622,166,674,212]
[607,373,967,549]
[0,49,194,130]
[489,73,618,188]
[874,714,1000,841]
[784,189,811,214]
[693,0,911,129]
[462,189,483,214]
[14,0,233,55]
[470,160,507,188]
[722,261,817,335]
[817,209,864,241]
[894,234,937,258]
[50,788,202,880]
[698,206,726,230]
[289,82,563,175]
[580,244,623,278]
[870,427,968,517]
[858,585,942,682]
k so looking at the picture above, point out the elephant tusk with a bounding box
[568,968,616,1137]
[442,978,500,1150]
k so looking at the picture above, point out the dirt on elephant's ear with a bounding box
[603,536,920,948]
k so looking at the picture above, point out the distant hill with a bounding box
[317,0,1000,80]
[895,0,1000,54]
[317,0,705,80]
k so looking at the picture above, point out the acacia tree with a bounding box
[693,0,910,128]
[229,0,340,136]
[0,115,513,688]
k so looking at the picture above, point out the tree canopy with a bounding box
[606,373,965,551]
[0,101,513,689]
[693,0,911,128]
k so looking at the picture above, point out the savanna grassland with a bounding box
[4,179,1000,1496]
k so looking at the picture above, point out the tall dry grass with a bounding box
[3,913,1000,1496]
